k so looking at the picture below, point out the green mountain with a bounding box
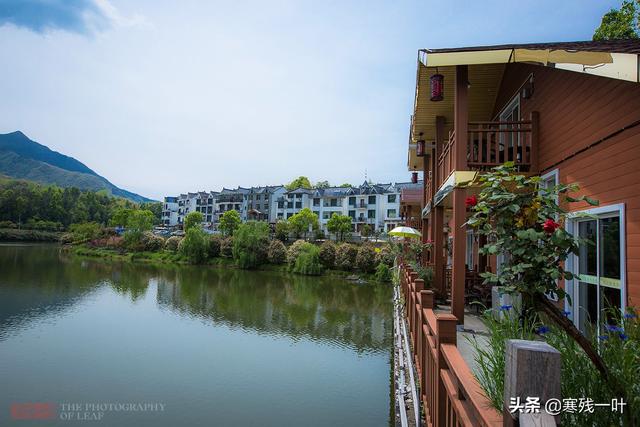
[0,131,153,203]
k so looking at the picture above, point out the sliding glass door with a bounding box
[573,211,623,334]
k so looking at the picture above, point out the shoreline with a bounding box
[60,244,376,282]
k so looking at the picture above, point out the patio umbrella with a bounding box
[388,226,421,239]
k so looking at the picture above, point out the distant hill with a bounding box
[0,131,153,203]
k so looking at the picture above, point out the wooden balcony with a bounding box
[436,114,539,190]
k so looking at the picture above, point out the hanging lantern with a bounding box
[430,72,444,102]
[416,132,425,157]
[411,172,418,184]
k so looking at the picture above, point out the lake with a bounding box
[0,244,393,426]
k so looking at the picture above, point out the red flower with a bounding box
[465,195,478,208]
[543,218,560,234]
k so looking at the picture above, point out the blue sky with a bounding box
[0,0,621,199]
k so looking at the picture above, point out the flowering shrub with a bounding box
[466,163,634,413]
[319,241,337,268]
[267,239,287,264]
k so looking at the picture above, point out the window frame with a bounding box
[565,203,626,329]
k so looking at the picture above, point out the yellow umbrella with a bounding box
[388,226,421,239]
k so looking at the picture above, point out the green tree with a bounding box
[127,210,154,233]
[219,210,241,236]
[179,227,208,263]
[285,176,312,190]
[109,208,132,227]
[184,211,204,232]
[314,180,330,189]
[339,183,352,188]
[141,202,163,225]
[288,208,319,239]
[232,221,270,269]
[594,0,639,40]
[326,213,352,241]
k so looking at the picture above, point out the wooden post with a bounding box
[454,65,468,171]
[530,111,540,174]
[504,340,561,427]
[451,188,466,323]
[413,279,425,347]
[419,290,435,405]
[431,116,446,298]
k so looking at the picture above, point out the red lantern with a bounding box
[416,132,425,157]
[430,73,444,102]
[411,172,418,183]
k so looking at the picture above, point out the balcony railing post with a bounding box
[418,290,434,396]
[413,278,425,352]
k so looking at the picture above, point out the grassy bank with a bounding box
[66,244,369,280]
[0,228,62,242]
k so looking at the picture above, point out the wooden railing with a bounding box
[400,262,502,427]
[437,130,456,188]
[435,113,539,190]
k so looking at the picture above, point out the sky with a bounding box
[0,0,622,200]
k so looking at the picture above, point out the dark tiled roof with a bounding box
[424,40,640,55]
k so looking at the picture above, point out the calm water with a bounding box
[0,244,393,426]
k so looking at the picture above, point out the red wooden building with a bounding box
[405,40,640,331]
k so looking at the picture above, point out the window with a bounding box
[277,201,284,209]
[295,194,302,199]
[287,202,293,209]
[330,198,338,207]
[388,194,397,203]
[295,202,302,209]
[387,209,396,218]
[368,195,376,205]
[313,198,320,206]
[466,230,474,270]
[368,209,375,219]
[287,213,293,219]
[348,210,356,220]
[349,196,356,206]
[206,215,212,222]
[566,204,625,334]
[322,212,331,220]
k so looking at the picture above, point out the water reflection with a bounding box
[0,244,392,354]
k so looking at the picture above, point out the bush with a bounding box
[179,228,209,263]
[0,220,16,229]
[375,245,394,267]
[313,229,325,240]
[164,236,182,252]
[291,242,323,275]
[69,222,103,242]
[335,243,358,271]
[105,236,124,249]
[220,237,234,258]
[140,231,164,251]
[123,230,144,251]
[208,235,222,258]
[374,263,392,282]
[356,244,377,273]
[410,261,434,287]
[25,219,63,231]
[319,241,336,269]
[232,221,270,269]
[287,239,308,265]
[267,239,287,264]
[275,220,289,242]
